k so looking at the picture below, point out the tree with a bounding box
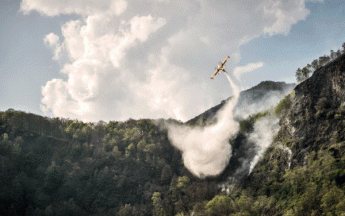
[137,139,147,161]
[325,55,331,64]
[105,121,119,133]
[122,128,140,142]
[44,164,63,194]
[137,139,147,151]
[321,185,344,215]
[301,66,310,79]
[125,143,136,158]
[177,176,190,192]
[330,50,336,60]
[295,68,303,83]
[138,119,153,133]
[45,205,53,216]
[169,176,179,203]
[294,182,318,215]
[152,192,166,216]
[112,146,121,157]
[311,59,319,71]
[336,199,345,215]
[161,165,173,184]
[144,144,158,161]
[12,136,23,155]
[117,204,134,216]
[319,56,327,66]
[81,125,92,143]
[296,65,312,83]
[91,121,106,145]
[3,133,8,141]
[205,195,234,215]
[336,49,342,58]
[236,194,254,214]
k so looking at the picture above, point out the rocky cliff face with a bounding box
[231,54,345,216]
[276,54,345,168]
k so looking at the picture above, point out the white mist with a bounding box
[167,73,240,177]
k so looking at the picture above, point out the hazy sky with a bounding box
[1,0,345,122]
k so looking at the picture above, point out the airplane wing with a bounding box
[210,69,220,79]
[221,56,230,66]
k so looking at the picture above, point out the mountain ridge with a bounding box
[186,80,295,125]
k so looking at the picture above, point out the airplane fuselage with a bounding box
[210,56,230,79]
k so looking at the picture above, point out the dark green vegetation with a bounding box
[274,91,295,116]
[0,109,221,215]
[3,54,345,215]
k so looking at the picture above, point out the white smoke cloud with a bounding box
[248,115,280,173]
[19,0,319,122]
[167,73,240,177]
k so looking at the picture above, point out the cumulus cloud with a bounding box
[41,13,167,121]
[20,0,127,16]
[20,0,320,122]
[43,33,62,60]
[261,0,310,36]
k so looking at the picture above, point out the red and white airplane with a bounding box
[210,56,230,79]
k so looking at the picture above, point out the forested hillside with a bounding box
[0,109,221,215]
[2,54,345,216]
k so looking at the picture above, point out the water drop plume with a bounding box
[167,73,240,177]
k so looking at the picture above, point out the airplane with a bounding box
[210,56,230,79]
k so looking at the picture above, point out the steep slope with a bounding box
[237,54,345,216]
[276,53,345,167]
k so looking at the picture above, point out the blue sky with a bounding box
[1,0,345,122]
[240,1,345,85]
